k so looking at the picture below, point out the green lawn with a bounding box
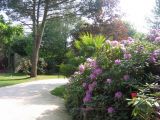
[0,73,65,87]
[50,85,66,98]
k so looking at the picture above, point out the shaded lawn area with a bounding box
[50,85,66,98]
[0,73,65,87]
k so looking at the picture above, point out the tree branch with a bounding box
[36,0,41,29]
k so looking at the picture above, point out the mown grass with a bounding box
[0,73,65,87]
[50,85,66,98]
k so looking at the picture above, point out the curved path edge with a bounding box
[0,78,71,120]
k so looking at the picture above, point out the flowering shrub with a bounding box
[18,58,47,74]
[148,29,160,44]
[65,35,160,120]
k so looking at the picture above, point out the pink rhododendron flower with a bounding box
[124,53,132,60]
[88,84,94,92]
[153,49,160,57]
[149,50,160,63]
[123,75,130,81]
[83,91,92,103]
[90,61,97,68]
[150,29,157,34]
[90,73,97,80]
[82,83,88,89]
[86,90,92,95]
[149,55,157,63]
[92,81,97,87]
[105,40,111,44]
[148,29,160,43]
[86,58,94,63]
[74,71,80,75]
[107,107,115,113]
[114,59,121,65]
[93,68,102,76]
[79,64,85,74]
[120,44,126,53]
[121,40,129,46]
[155,37,160,44]
[115,91,123,99]
[83,96,92,103]
[86,58,97,68]
[128,37,134,41]
[121,37,134,46]
[105,78,112,84]
[111,40,119,47]
[88,81,97,92]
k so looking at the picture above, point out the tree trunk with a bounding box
[30,39,39,77]
[30,33,42,77]
[30,0,49,77]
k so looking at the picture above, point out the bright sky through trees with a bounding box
[120,0,155,33]
[0,0,156,33]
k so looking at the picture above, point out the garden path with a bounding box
[0,78,71,120]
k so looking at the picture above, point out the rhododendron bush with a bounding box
[65,35,160,120]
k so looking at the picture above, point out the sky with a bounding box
[120,0,155,33]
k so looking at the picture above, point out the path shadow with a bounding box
[0,82,64,99]
[36,108,71,120]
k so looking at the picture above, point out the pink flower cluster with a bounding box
[124,53,132,60]
[114,53,132,65]
[106,40,119,47]
[105,78,112,84]
[107,107,115,114]
[123,74,130,81]
[115,59,121,65]
[121,37,134,46]
[90,67,102,80]
[149,49,160,63]
[115,91,123,99]
[75,58,98,75]
[81,58,100,104]
[83,90,92,103]
[83,81,97,103]
[148,29,160,44]
[79,64,85,74]
[86,58,97,68]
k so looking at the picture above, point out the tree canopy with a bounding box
[0,15,23,44]
[0,0,120,77]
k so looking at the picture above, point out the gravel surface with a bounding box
[0,79,71,120]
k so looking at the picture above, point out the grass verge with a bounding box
[0,73,65,87]
[50,85,66,98]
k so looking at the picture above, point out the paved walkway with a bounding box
[0,79,71,120]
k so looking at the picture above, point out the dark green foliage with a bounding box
[60,34,105,77]
[0,0,120,77]
[128,83,160,120]
[0,15,23,71]
[0,15,23,44]
[40,17,77,73]
[11,40,27,56]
